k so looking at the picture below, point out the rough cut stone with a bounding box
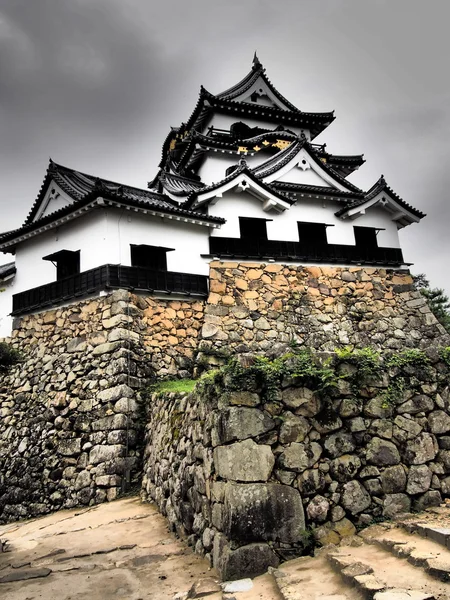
[212,407,275,445]
[225,391,260,407]
[58,438,81,457]
[383,493,411,518]
[281,387,321,416]
[428,410,450,434]
[279,412,311,444]
[366,437,400,466]
[404,433,438,465]
[406,465,432,494]
[306,495,329,522]
[397,395,434,414]
[324,432,356,458]
[89,444,125,465]
[380,465,407,494]
[341,480,371,514]
[279,442,322,473]
[223,483,305,542]
[221,542,279,581]
[330,454,361,483]
[213,439,274,482]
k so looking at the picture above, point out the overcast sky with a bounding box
[1,0,449,293]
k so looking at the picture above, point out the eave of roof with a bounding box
[271,182,363,202]
[216,55,302,113]
[183,163,296,209]
[0,262,16,279]
[0,170,224,251]
[335,176,426,220]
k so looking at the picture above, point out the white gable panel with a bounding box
[34,181,75,221]
[276,166,332,187]
[263,148,348,191]
[232,76,293,112]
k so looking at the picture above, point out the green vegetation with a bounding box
[413,273,450,332]
[385,348,429,370]
[147,345,450,408]
[439,347,450,368]
[151,379,196,394]
[335,346,381,386]
[0,342,20,372]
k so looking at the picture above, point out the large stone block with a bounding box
[281,387,322,416]
[380,465,407,494]
[366,437,400,466]
[406,464,432,494]
[428,410,450,434]
[223,483,305,543]
[383,493,411,518]
[404,433,438,465]
[279,442,322,473]
[58,438,81,457]
[341,480,371,514]
[217,539,279,581]
[213,439,274,482]
[89,444,125,465]
[324,432,356,458]
[212,407,275,445]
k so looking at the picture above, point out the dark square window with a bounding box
[239,217,268,240]
[43,250,80,281]
[297,222,328,246]
[130,245,173,271]
[354,226,378,249]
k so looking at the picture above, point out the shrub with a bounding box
[0,342,20,372]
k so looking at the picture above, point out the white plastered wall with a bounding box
[11,207,213,300]
[208,190,400,249]
[0,276,14,339]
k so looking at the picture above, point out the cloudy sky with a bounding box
[1,0,449,292]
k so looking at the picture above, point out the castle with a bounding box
[0,55,425,339]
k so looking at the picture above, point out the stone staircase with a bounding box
[263,507,450,600]
[217,505,450,600]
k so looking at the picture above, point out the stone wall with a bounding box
[199,264,449,366]
[141,349,450,580]
[0,290,149,523]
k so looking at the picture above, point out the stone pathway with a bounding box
[0,497,218,600]
[2,499,450,600]
[271,506,450,600]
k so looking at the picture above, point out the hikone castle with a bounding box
[1,58,450,583]
[0,54,427,338]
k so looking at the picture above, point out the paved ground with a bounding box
[0,497,221,600]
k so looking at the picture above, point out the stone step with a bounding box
[396,511,450,552]
[359,523,450,583]
[326,540,448,600]
[271,554,364,600]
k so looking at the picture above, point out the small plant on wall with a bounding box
[0,342,20,372]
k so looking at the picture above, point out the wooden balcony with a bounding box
[12,264,209,316]
[209,237,405,266]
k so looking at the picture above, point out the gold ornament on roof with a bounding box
[253,145,261,152]
[320,157,327,164]
[169,139,177,151]
[272,139,291,150]
[238,146,248,153]
[262,140,271,146]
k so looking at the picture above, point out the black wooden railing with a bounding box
[209,237,404,266]
[12,264,209,315]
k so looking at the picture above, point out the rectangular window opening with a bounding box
[130,244,174,271]
[297,222,328,246]
[354,226,378,249]
[43,250,80,281]
[239,217,269,240]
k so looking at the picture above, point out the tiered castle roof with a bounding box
[149,55,424,228]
